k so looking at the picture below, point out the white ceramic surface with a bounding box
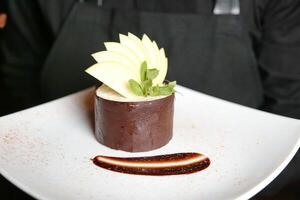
[0,86,299,200]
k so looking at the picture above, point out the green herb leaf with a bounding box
[148,81,176,96]
[128,79,144,96]
[141,79,152,95]
[146,68,159,80]
[140,61,147,82]
[158,85,174,95]
[128,61,176,97]
[149,86,160,96]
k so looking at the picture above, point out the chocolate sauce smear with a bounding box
[92,153,210,176]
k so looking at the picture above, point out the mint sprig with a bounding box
[128,79,144,96]
[128,61,176,97]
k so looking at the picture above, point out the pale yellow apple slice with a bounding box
[142,34,157,68]
[152,41,161,69]
[92,51,137,72]
[119,34,147,63]
[127,33,152,67]
[141,35,167,85]
[153,48,168,85]
[104,42,141,67]
[85,62,138,98]
[151,42,167,85]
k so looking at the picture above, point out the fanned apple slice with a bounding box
[85,62,138,98]
[104,42,141,67]
[119,34,147,63]
[153,48,168,85]
[141,35,167,85]
[152,41,161,70]
[127,33,152,67]
[92,51,137,72]
[142,34,157,68]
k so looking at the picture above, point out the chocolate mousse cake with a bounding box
[95,84,174,152]
[86,33,176,152]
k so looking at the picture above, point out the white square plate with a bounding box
[0,86,299,200]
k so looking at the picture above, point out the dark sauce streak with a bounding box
[92,152,210,176]
[104,153,200,162]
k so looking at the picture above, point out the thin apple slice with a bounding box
[141,35,167,85]
[153,48,168,85]
[142,34,156,68]
[127,33,152,67]
[85,62,138,98]
[92,51,137,72]
[152,41,161,69]
[104,42,141,67]
[119,34,147,63]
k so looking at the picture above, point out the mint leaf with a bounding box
[149,86,160,96]
[141,79,152,95]
[129,61,176,97]
[140,61,147,82]
[128,79,144,96]
[158,85,174,95]
[148,81,176,96]
[146,68,159,80]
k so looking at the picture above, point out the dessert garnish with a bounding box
[85,33,176,98]
[128,61,176,97]
[93,152,210,176]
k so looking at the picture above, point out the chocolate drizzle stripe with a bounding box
[92,152,210,176]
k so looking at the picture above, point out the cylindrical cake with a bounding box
[95,84,174,152]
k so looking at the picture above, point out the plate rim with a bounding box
[0,86,300,200]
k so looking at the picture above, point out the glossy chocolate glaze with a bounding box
[93,153,210,176]
[95,93,174,152]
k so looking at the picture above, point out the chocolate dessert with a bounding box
[95,84,174,152]
[86,33,176,152]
